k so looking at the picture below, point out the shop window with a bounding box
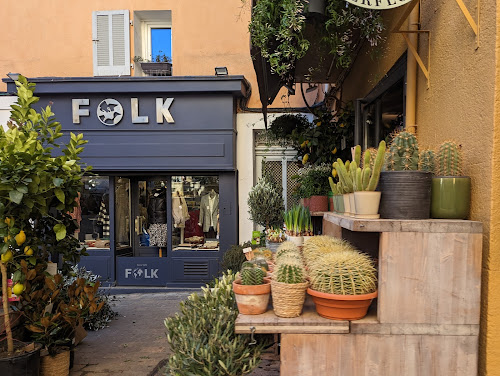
[171,176,219,251]
[92,10,131,76]
[115,177,131,252]
[75,176,110,249]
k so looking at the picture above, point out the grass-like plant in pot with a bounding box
[271,263,309,318]
[284,205,310,246]
[379,131,433,219]
[233,265,271,315]
[352,140,386,219]
[431,141,470,219]
[308,249,377,320]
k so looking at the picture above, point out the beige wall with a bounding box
[344,1,497,374]
[0,0,308,109]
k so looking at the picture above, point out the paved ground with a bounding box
[70,290,280,376]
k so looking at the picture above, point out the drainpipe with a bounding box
[406,4,420,134]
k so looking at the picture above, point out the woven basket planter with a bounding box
[40,350,70,376]
[271,280,309,318]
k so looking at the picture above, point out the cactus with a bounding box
[276,264,305,284]
[436,141,463,176]
[354,145,361,167]
[241,261,255,270]
[419,149,435,173]
[309,250,377,295]
[335,159,353,193]
[353,141,386,191]
[302,235,355,269]
[384,131,419,171]
[329,177,339,195]
[241,266,265,285]
[362,148,377,169]
[275,254,304,267]
[253,257,269,271]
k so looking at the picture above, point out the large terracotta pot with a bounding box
[307,288,377,320]
[309,195,328,212]
[233,279,271,315]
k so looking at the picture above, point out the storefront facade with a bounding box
[6,76,248,286]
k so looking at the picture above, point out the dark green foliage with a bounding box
[165,272,266,375]
[220,241,256,274]
[247,175,285,229]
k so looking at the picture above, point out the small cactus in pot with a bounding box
[241,266,265,285]
[418,149,436,173]
[233,264,271,315]
[384,131,419,171]
[276,264,306,284]
[436,141,462,176]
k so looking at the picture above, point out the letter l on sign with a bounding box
[156,98,175,123]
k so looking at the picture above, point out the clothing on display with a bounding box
[148,188,167,224]
[199,190,219,233]
[172,192,189,228]
[70,192,82,233]
[97,195,110,238]
[148,223,168,247]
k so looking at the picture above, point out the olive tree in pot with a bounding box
[0,76,89,374]
[379,131,432,219]
[431,141,470,219]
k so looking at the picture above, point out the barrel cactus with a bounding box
[276,264,305,284]
[418,149,436,173]
[384,131,419,171]
[241,267,265,285]
[436,141,463,176]
[309,250,377,295]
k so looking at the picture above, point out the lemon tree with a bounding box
[0,75,90,354]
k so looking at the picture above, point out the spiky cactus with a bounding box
[334,159,353,193]
[276,264,305,284]
[241,261,255,270]
[418,149,435,173]
[275,254,304,267]
[354,141,386,191]
[241,267,265,285]
[384,131,419,171]
[436,141,463,176]
[309,250,377,295]
[362,148,377,169]
[329,177,339,195]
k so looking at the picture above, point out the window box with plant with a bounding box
[134,52,172,76]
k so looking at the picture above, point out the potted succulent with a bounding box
[431,141,470,219]
[271,263,308,318]
[308,249,377,320]
[0,76,88,374]
[328,177,345,214]
[134,52,172,76]
[333,159,354,216]
[352,141,386,219]
[233,265,271,315]
[378,131,433,219]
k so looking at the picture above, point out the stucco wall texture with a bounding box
[344,1,497,374]
[0,0,306,109]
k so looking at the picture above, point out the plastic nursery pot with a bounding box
[233,279,271,315]
[348,193,356,217]
[354,191,382,219]
[309,195,328,212]
[378,171,432,219]
[0,343,42,376]
[307,288,377,321]
[343,194,351,216]
[431,176,471,219]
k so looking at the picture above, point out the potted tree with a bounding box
[431,141,470,219]
[308,249,377,320]
[0,75,89,374]
[233,265,271,315]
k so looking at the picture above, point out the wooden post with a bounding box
[1,262,14,353]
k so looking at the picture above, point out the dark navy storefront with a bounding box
[6,76,247,286]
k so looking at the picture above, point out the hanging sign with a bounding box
[345,0,413,10]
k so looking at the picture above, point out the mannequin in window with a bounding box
[147,187,167,248]
[199,189,219,239]
[172,189,189,244]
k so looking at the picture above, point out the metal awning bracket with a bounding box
[455,0,480,48]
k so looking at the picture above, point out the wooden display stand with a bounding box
[236,213,482,376]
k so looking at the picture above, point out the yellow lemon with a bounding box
[1,250,13,263]
[3,236,11,243]
[12,283,24,296]
[24,246,34,256]
[332,169,338,178]
[4,217,13,226]
[302,154,309,164]
[15,230,26,246]
[300,141,307,148]
[331,148,337,155]
[316,121,321,127]
[340,123,345,128]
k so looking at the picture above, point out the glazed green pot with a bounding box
[431,176,471,219]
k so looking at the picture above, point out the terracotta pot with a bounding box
[307,288,377,320]
[233,279,271,315]
[309,195,328,212]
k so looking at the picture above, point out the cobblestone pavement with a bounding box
[70,290,280,376]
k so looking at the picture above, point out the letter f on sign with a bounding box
[156,98,175,123]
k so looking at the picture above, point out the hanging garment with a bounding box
[148,189,167,224]
[148,223,168,247]
[97,199,110,238]
[172,194,189,228]
[199,192,219,233]
[69,192,82,233]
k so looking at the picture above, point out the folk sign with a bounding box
[345,0,413,10]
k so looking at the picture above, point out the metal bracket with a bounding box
[249,326,257,346]
[392,0,431,89]
[455,0,480,48]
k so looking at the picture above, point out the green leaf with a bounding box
[9,190,23,204]
[16,185,29,194]
[53,178,64,187]
[54,188,65,203]
[13,270,22,283]
[54,223,66,241]
[28,256,37,266]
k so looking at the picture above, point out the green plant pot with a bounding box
[431,176,471,219]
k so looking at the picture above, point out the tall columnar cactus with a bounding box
[418,149,436,173]
[309,250,377,295]
[328,177,339,195]
[362,148,377,169]
[436,141,463,176]
[334,159,353,193]
[276,264,305,284]
[384,131,419,171]
[353,145,361,167]
[354,141,386,191]
[241,266,265,285]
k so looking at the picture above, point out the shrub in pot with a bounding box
[233,265,271,315]
[308,249,377,320]
[431,141,471,219]
[379,131,432,219]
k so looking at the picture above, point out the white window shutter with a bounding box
[92,10,130,76]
